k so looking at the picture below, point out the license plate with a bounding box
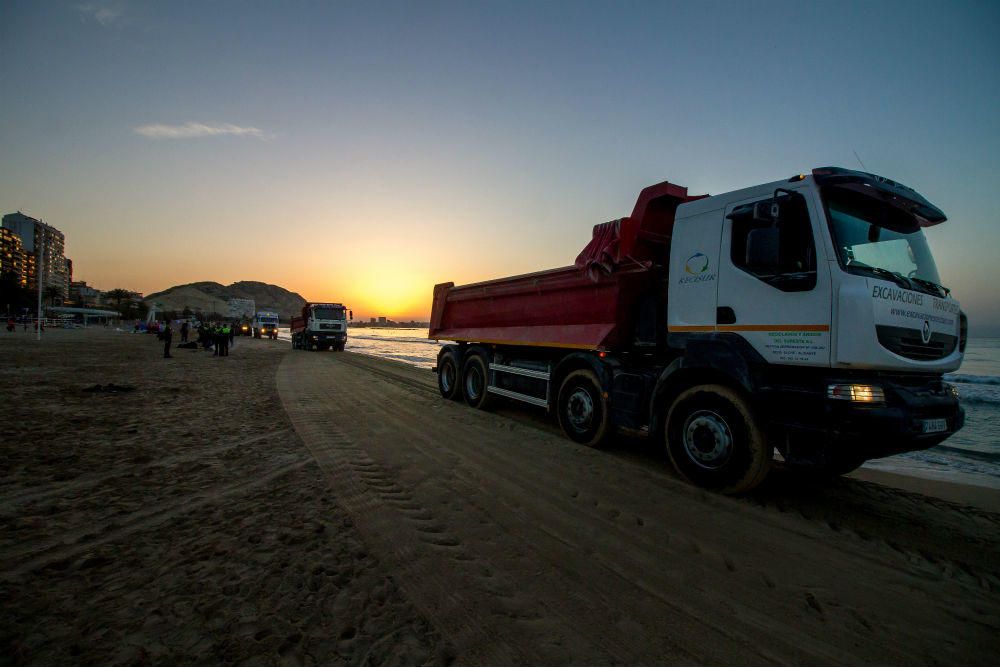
[920,418,948,434]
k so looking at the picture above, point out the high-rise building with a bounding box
[0,227,30,287]
[1,212,69,300]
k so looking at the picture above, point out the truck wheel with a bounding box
[437,350,461,400]
[557,370,610,448]
[462,354,493,409]
[665,384,771,494]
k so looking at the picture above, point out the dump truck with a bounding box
[291,302,352,351]
[253,310,280,339]
[430,167,966,493]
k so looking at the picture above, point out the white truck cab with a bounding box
[253,310,280,339]
[663,167,964,479]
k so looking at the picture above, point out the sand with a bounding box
[0,329,446,666]
[2,328,999,665]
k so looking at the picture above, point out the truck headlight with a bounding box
[827,384,885,404]
[945,383,959,399]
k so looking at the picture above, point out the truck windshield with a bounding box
[823,187,943,289]
[313,307,345,320]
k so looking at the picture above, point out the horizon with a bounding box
[2,1,999,332]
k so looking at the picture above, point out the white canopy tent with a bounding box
[47,306,122,326]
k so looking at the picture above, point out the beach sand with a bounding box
[2,328,999,665]
[0,329,446,666]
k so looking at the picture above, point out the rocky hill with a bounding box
[145,281,306,320]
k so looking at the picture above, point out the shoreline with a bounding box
[850,467,1000,513]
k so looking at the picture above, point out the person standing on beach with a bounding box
[180,321,189,343]
[163,322,173,358]
[6,317,14,333]
[220,323,230,356]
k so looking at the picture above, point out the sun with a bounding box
[348,264,432,319]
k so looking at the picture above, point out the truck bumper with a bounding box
[307,333,346,343]
[761,376,964,466]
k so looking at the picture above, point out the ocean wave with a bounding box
[932,444,1000,464]
[960,394,1000,407]
[947,373,1000,386]
[349,334,438,346]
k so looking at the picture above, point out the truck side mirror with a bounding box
[349,310,353,321]
[753,200,780,223]
[746,227,781,272]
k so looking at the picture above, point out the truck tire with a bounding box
[462,353,493,410]
[557,369,610,448]
[437,350,461,401]
[664,384,771,494]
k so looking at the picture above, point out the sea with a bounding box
[281,327,1000,489]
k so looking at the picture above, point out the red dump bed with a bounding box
[428,180,705,351]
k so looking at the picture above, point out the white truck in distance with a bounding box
[253,310,280,339]
[291,302,353,351]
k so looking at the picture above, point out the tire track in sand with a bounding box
[279,353,783,664]
[277,368,544,665]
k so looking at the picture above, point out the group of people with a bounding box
[161,320,240,358]
[5,316,42,333]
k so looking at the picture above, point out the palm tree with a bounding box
[104,288,131,312]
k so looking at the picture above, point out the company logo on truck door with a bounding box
[684,252,709,274]
[679,252,716,284]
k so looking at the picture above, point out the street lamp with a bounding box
[36,226,44,341]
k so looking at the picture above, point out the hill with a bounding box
[145,281,306,320]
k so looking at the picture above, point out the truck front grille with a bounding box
[876,325,957,361]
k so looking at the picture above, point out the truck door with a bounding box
[716,188,832,367]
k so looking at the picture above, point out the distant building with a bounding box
[378,316,387,325]
[370,317,376,324]
[227,298,255,320]
[1,212,69,300]
[0,227,30,287]
[69,281,103,308]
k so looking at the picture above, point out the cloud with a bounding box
[78,2,124,26]
[133,122,266,139]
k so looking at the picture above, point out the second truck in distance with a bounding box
[291,302,352,351]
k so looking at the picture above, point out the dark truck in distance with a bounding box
[429,168,966,494]
[291,302,352,351]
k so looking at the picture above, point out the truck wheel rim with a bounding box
[567,388,595,431]
[682,410,733,469]
[465,367,482,400]
[441,362,455,393]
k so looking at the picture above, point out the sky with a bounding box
[1,1,998,330]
